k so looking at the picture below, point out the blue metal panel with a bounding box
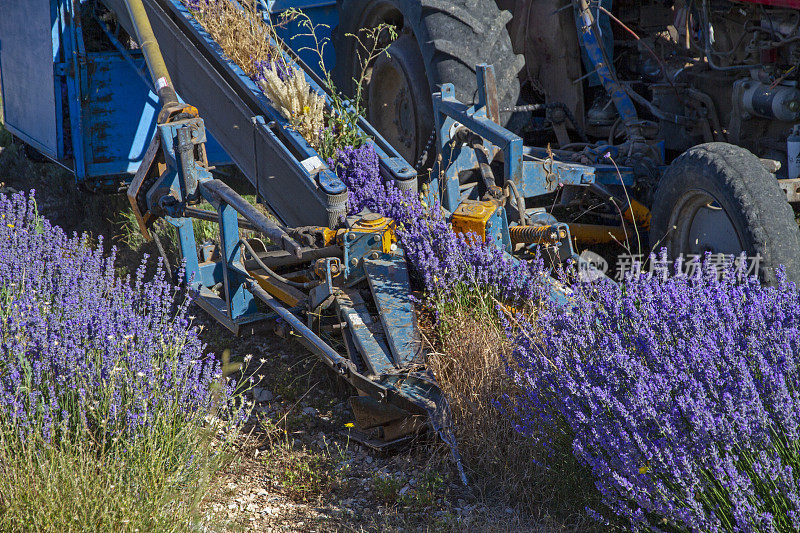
[266,0,338,80]
[364,255,423,367]
[217,203,258,320]
[82,53,159,176]
[0,0,60,156]
[78,47,229,179]
[339,291,395,375]
[169,216,202,285]
[85,10,231,175]
[485,206,512,254]
[199,260,223,288]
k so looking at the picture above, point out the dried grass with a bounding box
[257,68,325,145]
[424,297,602,531]
[189,0,275,76]
[187,1,324,145]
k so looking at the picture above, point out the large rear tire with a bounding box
[333,0,524,165]
[650,142,800,284]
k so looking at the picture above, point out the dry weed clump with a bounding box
[425,303,599,530]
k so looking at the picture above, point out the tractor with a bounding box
[332,0,800,282]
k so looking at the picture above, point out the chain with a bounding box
[415,129,437,171]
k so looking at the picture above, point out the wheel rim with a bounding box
[666,189,745,257]
[367,34,432,164]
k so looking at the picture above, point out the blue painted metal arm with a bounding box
[574,0,639,127]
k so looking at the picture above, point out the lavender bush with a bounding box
[0,191,230,443]
[0,191,245,530]
[506,258,800,531]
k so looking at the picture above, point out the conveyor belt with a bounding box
[102,0,415,227]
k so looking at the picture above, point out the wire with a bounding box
[239,239,317,289]
[700,0,753,71]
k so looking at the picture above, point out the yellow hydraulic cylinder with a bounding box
[568,223,629,245]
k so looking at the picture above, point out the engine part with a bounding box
[736,79,800,122]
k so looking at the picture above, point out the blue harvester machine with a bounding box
[0,0,608,473]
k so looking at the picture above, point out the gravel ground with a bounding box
[0,140,549,532]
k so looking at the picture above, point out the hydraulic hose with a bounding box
[123,0,181,118]
[239,239,317,289]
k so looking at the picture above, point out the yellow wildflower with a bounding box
[344,422,354,428]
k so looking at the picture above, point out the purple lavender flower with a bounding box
[506,257,800,531]
[329,144,547,303]
[252,55,294,83]
[0,191,233,443]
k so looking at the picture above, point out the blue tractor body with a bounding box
[0,0,343,185]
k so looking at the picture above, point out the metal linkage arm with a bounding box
[574,0,640,131]
[246,280,354,375]
[199,179,302,258]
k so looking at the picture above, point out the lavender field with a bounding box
[2,1,800,531]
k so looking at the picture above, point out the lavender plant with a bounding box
[0,191,231,444]
[0,191,245,530]
[506,257,800,532]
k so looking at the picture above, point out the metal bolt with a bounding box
[347,233,356,241]
[350,258,358,266]
[486,221,493,229]
[369,251,379,259]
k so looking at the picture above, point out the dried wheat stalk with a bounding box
[186,0,325,146]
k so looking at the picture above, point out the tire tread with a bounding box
[650,142,800,284]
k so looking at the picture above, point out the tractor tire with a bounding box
[650,142,800,285]
[333,0,524,163]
